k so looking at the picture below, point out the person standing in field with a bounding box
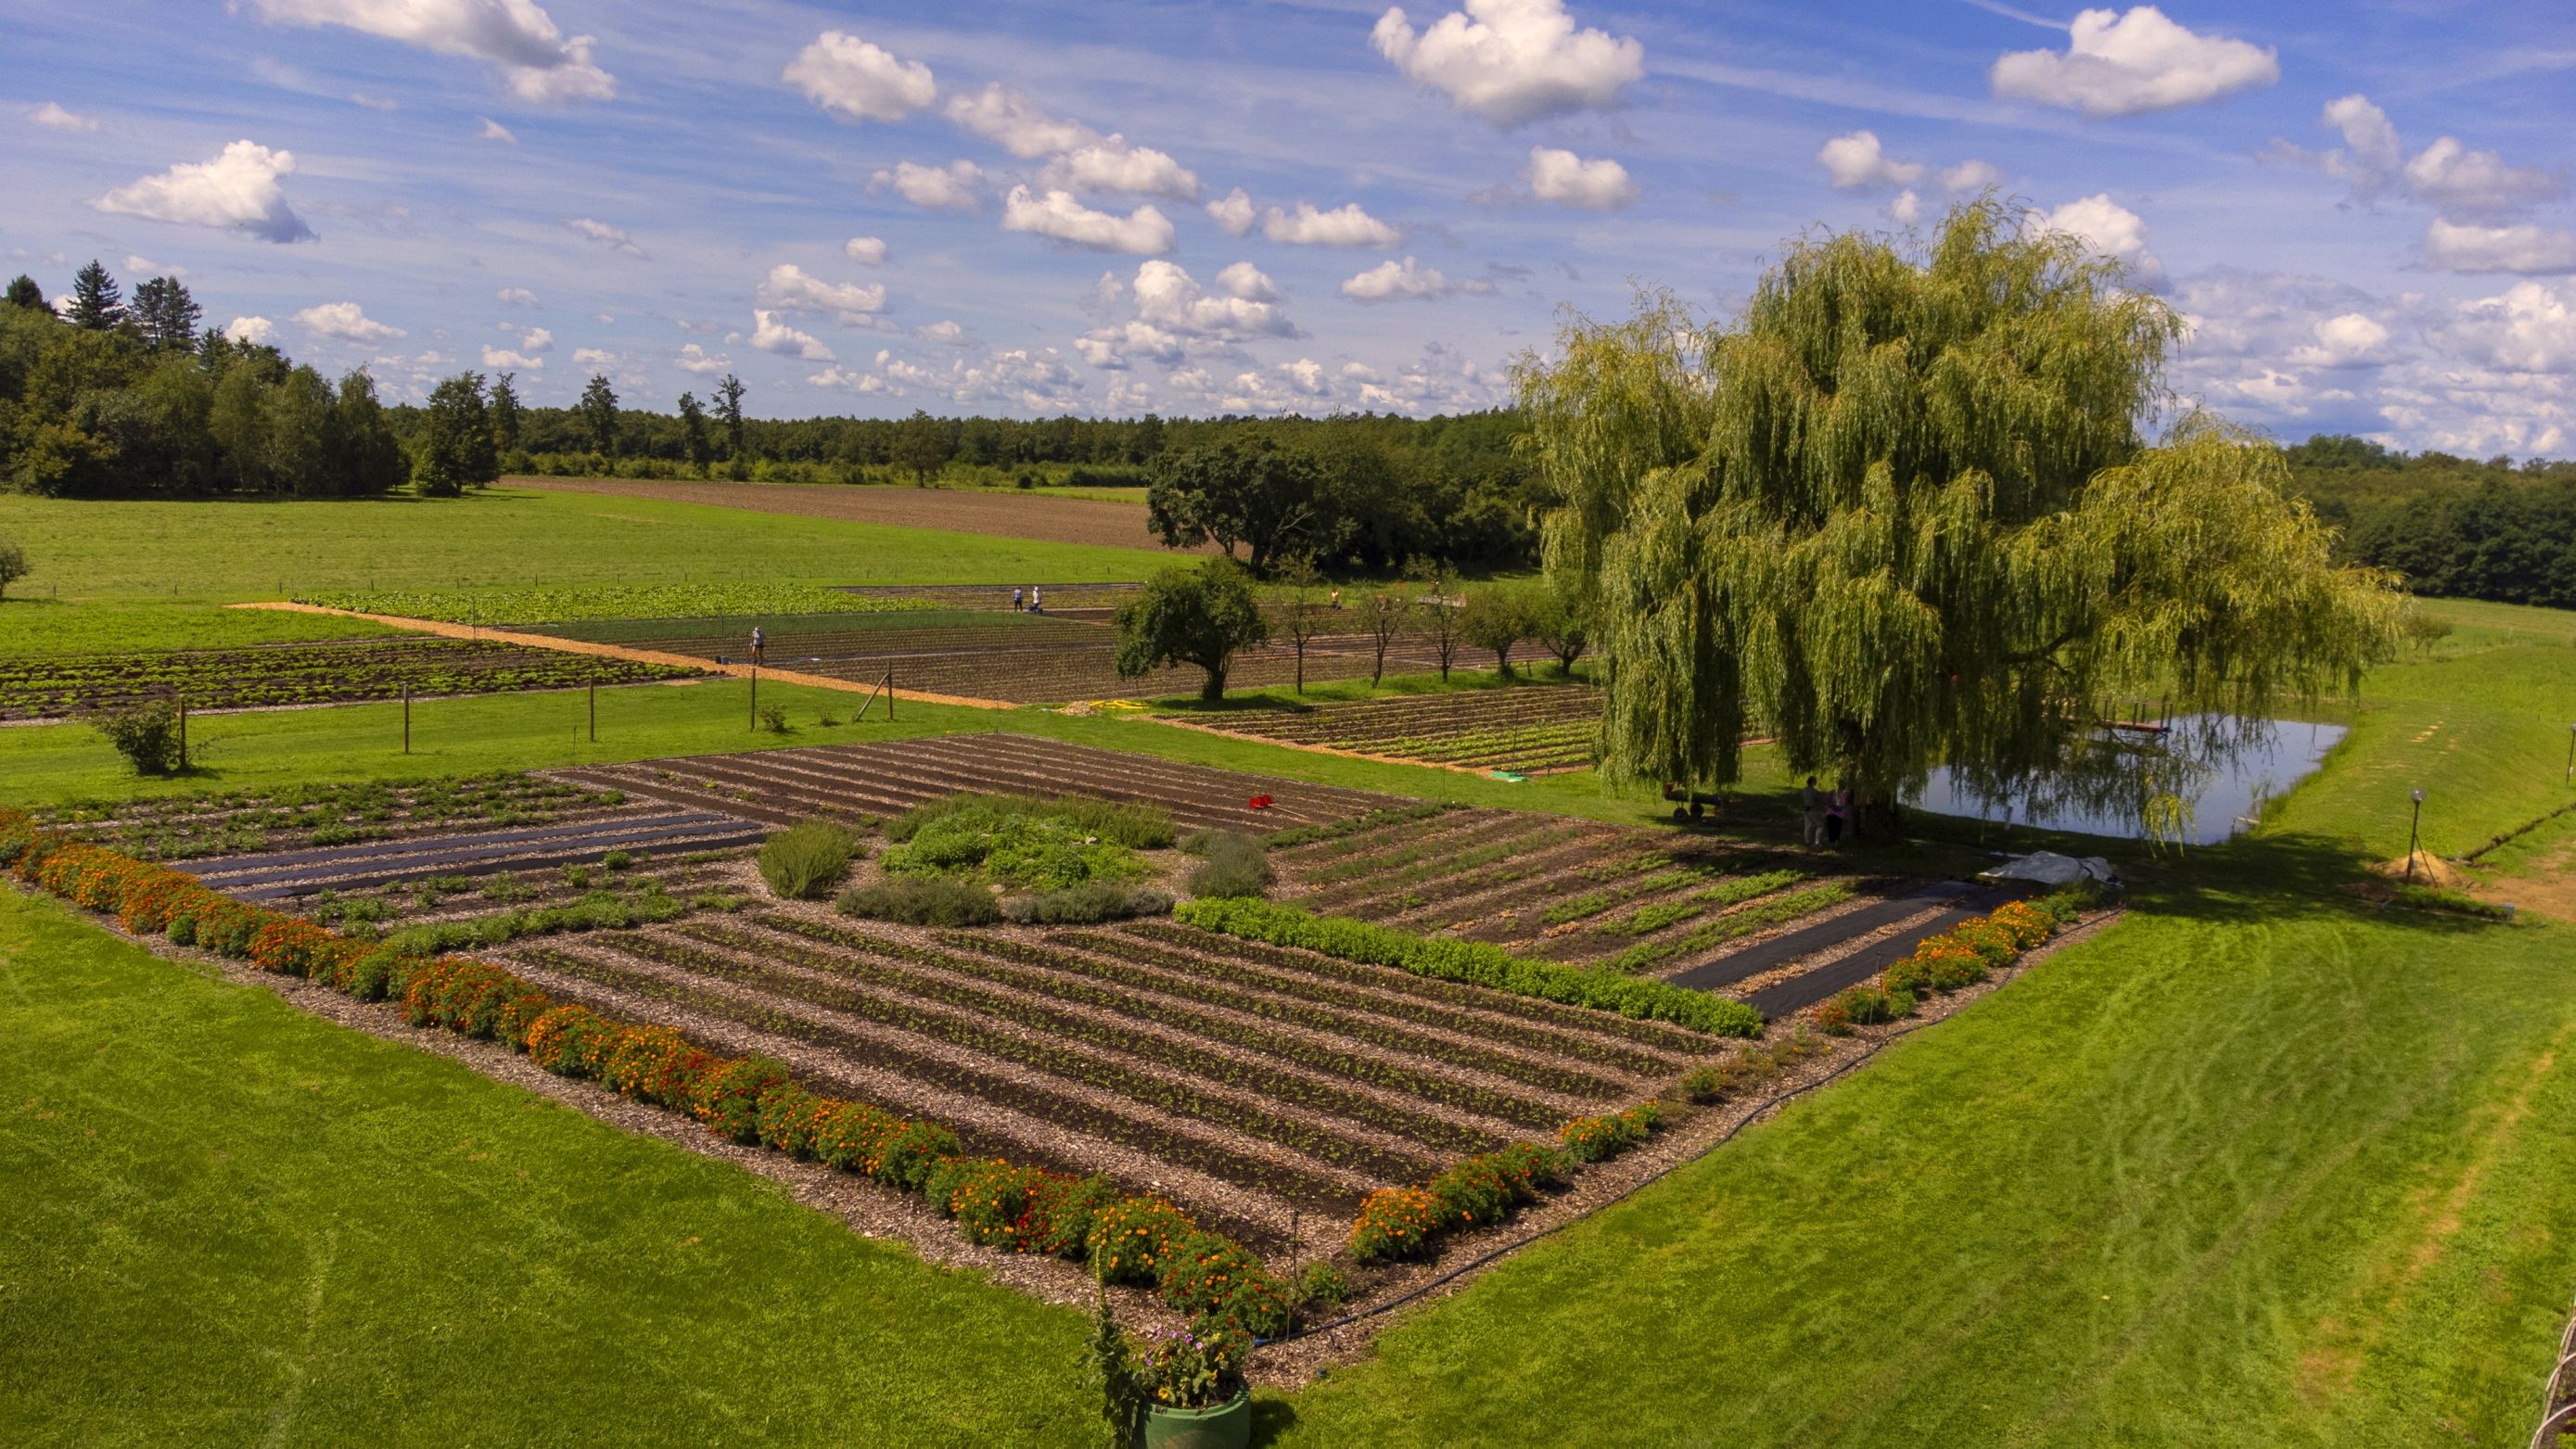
[1826,783,1850,845]
[1031,586,1043,615]
[749,626,765,666]
[1013,587,1024,612]
[1801,775,1827,845]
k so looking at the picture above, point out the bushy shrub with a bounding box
[755,1083,831,1157]
[526,1005,617,1076]
[1427,1155,1520,1230]
[601,1025,713,1107]
[1000,882,1174,924]
[878,1120,964,1190]
[950,1161,1064,1251]
[1174,896,1762,1036]
[1027,1175,1120,1259]
[1159,1234,1291,1337]
[693,1056,792,1143]
[95,701,184,776]
[1296,1261,1350,1313]
[837,875,1001,926]
[1349,1186,1441,1265]
[1183,829,1272,899]
[758,819,864,899]
[810,1099,903,1176]
[1813,984,1914,1035]
[1678,1062,1728,1103]
[1559,1103,1662,1163]
[1088,1195,1198,1284]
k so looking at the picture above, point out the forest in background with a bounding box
[4,261,2569,600]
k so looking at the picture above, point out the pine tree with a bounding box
[129,276,201,350]
[1518,199,2405,832]
[67,260,123,331]
[677,392,713,475]
[4,275,45,311]
[490,371,523,456]
[715,373,747,461]
[577,374,619,458]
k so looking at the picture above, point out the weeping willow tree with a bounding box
[1518,200,2406,829]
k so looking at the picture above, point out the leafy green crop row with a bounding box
[298,583,934,626]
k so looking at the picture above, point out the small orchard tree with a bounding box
[1114,558,1270,703]
[1407,559,1462,680]
[1272,555,1328,693]
[0,538,29,601]
[1362,580,1412,686]
[1458,585,1537,680]
[1533,583,1589,676]
[1519,199,2405,833]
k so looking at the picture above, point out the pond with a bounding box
[1906,714,2348,845]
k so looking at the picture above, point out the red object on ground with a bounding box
[1247,794,1273,809]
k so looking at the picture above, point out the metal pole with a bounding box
[2406,789,2424,883]
[403,683,412,755]
[588,682,596,743]
[748,664,758,731]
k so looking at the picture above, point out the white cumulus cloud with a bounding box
[757,263,888,324]
[2027,194,2163,283]
[1940,159,2005,192]
[1342,256,1450,301]
[481,344,543,369]
[32,102,99,132]
[749,310,834,361]
[1817,131,1923,190]
[567,217,643,255]
[225,316,276,345]
[916,320,970,346]
[2424,220,2576,276]
[941,83,1096,158]
[2287,312,2391,368]
[94,140,312,243]
[1044,137,1200,201]
[2297,95,2567,219]
[1207,188,1257,236]
[1264,200,1403,247]
[1001,186,1175,254]
[572,347,613,365]
[1990,6,2277,118]
[295,301,404,343]
[252,0,614,102]
[844,235,888,264]
[1524,146,1637,209]
[496,286,538,306]
[1371,0,1645,126]
[675,344,728,374]
[873,159,985,211]
[784,32,935,123]
[2438,282,2576,373]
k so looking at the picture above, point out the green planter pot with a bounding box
[1143,1389,1251,1449]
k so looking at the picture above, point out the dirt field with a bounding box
[520,477,1206,554]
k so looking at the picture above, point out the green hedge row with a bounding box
[1171,897,1763,1036]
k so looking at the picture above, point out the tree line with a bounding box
[1,261,406,497]
[2284,436,2576,608]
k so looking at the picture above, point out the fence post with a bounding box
[748,664,759,731]
[588,682,596,743]
[886,667,894,721]
[176,693,187,770]
[402,682,411,755]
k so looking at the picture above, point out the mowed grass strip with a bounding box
[0,888,1089,1449]
[1269,900,2576,1447]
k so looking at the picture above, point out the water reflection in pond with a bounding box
[1907,715,2348,845]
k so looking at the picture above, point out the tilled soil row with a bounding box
[698,914,1566,1141]
[504,937,1356,1240]
[1333,823,1650,932]
[0,637,704,721]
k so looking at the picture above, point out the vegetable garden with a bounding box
[0,636,705,720]
[1194,686,1604,773]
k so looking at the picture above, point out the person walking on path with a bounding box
[1013,587,1024,613]
[1330,588,1342,610]
[1826,784,1850,845]
[748,626,765,666]
[1801,776,1827,845]
[1031,586,1043,615]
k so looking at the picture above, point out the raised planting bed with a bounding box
[40,772,631,862]
[172,808,769,900]
[0,636,707,721]
[1192,685,1603,774]
[493,908,1715,1244]
[554,732,1409,833]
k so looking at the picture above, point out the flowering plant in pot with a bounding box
[1133,1317,1252,1447]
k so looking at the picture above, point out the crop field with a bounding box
[1199,685,1603,773]
[0,636,705,720]
[41,771,635,861]
[533,595,1537,704]
[1269,807,1989,1020]
[173,807,765,903]
[495,908,1719,1245]
[553,732,1408,833]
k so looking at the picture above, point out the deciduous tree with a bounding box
[417,371,497,497]
[3,275,45,311]
[1362,580,1412,687]
[577,373,619,458]
[715,373,747,477]
[1271,555,1328,693]
[0,538,29,600]
[678,391,713,475]
[1518,200,2405,831]
[1147,438,1318,577]
[490,371,523,458]
[892,408,954,486]
[1407,558,1462,680]
[1114,558,1270,703]
[1458,584,1537,680]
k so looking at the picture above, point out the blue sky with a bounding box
[6,0,2572,452]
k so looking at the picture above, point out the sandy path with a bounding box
[516,476,1211,555]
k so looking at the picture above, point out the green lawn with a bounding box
[0,485,1175,605]
[1269,892,2576,1446]
[0,887,1090,1448]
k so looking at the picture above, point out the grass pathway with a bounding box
[0,888,1090,1448]
[1270,899,2576,1446]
